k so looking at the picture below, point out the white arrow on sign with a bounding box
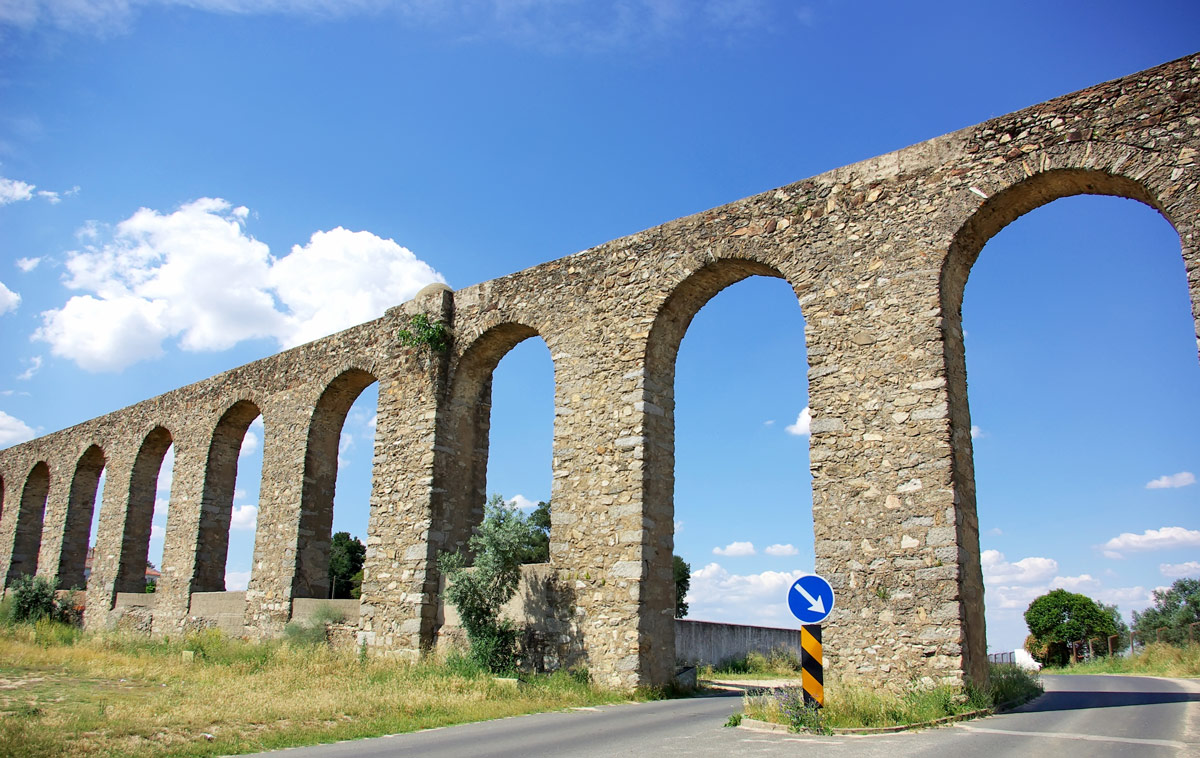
[792,581,826,616]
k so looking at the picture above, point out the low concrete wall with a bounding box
[188,591,247,635]
[292,597,360,623]
[674,619,803,667]
[114,592,156,608]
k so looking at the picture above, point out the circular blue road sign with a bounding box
[788,574,835,625]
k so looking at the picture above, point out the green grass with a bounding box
[742,663,1043,733]
[0,621,640,757]
[1044,643,1200,678]
[699,647,802,680]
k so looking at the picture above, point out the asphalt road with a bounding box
[240,674,1200,757]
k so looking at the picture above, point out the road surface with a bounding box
[241,673,1200,757]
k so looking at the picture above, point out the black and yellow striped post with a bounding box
[800,624,823,707]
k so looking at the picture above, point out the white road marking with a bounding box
[959,725,1188,749]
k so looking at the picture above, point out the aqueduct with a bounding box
[2,54,1198,689]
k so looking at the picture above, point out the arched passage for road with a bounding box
[672,275,812,627]
[942,168,1199,681]
[644,258,814,659]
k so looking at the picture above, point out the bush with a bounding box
[5,576,77,625]
[441,495,528,673]
[283,603,346,648]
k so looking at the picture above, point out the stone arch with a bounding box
[5,461,51,586]
[439,321,548,557]
[116,426,173,594]
[194,399,262,592]
[293,368,378,599]
[58,444,106,589]
[640,256,810,677]
[940,162,1193,685]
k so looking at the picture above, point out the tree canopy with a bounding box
[329,531,365,599]
[1024,589,1118,665]
[1133,578,1200,646]
[673,555,691,618]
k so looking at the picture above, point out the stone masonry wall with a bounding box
[1,54,1197,690]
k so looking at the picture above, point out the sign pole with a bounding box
[800,624,824,707]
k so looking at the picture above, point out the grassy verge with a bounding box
[1044,643,1200,678]
[0,621,638,757]
[741,663,1043,733]
[699,647,803,680]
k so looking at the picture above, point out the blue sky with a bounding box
[1,1,1198,654]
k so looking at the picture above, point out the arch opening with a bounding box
[119,426,173,594]
[671,275,812,627]
[294,369,379,600]
[944,176,1197,679]
[643,259,813,664]
[195,400,263,593]
[439,323,545,560]
[6,461,50,586]
[60,445,106,590]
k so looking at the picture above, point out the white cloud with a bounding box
[0,280,20,314]
[150,524,165,540]
[980,549,1058,585]
[985,527,1003,537]
[240,429,259,455]
[713,541,756,557]
[764,543,798,557]
[785,407,810,436]
[153,497,169,519]
[674,520,684,534]
[505,494,537,510]
[686,562,806,626]
[1051,574,1100,591]
[367,413,377,429]
[337,431,353,470]
[1095,585,1155,609]
[1101,526,1200,558]
[1145,471,1195,489]
[0,176,34,205]
[16,257,41,272]
[230,504,258,531]
[17,356,42,381]
[970,425,984,439]
[763,419,775,427]
[1160,561,1200,578]
[0,410,36,445]
[34,199,445,371]
[225,570,251,591]
[269,226,445,348]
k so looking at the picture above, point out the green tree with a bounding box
[518,500,551,564]
[1132,578,1200,646]
[673,555,691,618]
[329,532,366,599]
[1024,589,1117,665]
[1100,603,1131,653]
[441,495,529,672]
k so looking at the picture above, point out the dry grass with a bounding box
[1046,643,1200,678]
[0,622,635,757]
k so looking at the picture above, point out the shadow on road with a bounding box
[1013,689,1200,714]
